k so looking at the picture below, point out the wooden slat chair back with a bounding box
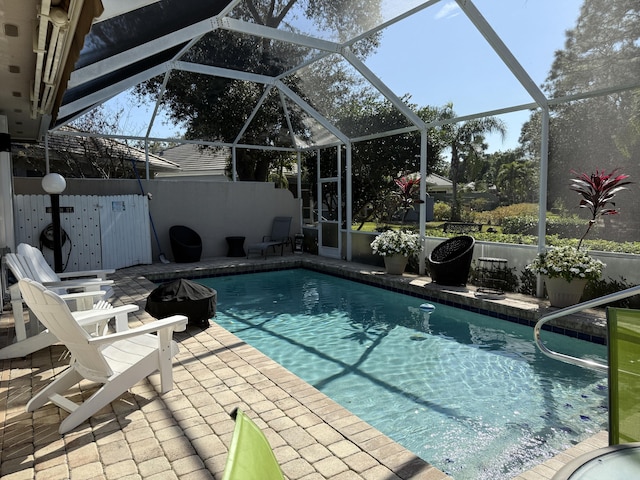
[17,242,114,282]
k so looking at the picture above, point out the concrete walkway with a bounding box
[0,254,608,479]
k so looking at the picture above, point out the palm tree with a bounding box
[440,105,506,220]
[496,160,538,204]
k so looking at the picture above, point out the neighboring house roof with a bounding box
[12,126,180,176]
[424,173,453,188]
[157,143,230,179]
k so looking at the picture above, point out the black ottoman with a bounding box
[145,278,216,327]
[226,236,246,257]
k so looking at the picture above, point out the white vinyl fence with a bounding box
[13,194,152,271]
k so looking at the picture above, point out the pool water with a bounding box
[197,269,608,480]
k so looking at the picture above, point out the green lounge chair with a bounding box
[551,307,640,479]
[222,408,284,480]
[608,307,640,445]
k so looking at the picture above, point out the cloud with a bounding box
[434,2,461,20]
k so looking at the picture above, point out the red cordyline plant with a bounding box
[394,174,422,223]
[569,168,632,250]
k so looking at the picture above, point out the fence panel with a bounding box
[98,195,152,269]
[13,194,151,272]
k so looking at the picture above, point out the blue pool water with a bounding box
[197,269,608,480]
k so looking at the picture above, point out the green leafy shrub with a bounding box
[583,277,640,308]
[547,216,597,237]
[433,201,451,221]
[426,231,640,254]
[501,215,539,235]
[470,261,519,292]
[473,203,538,226]
[501,215,598,237]
[518,268,537,296]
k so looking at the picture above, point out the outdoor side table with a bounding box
[477,257,508,295]
[226,236,246,257]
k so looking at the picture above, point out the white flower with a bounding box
[370,230,420,257]
[526,245,604,282]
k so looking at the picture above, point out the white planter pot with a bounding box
[383,255,408,275]
[544,276,588,308]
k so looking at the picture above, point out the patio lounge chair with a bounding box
[222,408,284,480]
[607,307,640,445]
[427,235,476,286]
[246,216,293,259]
[18,278,188,434]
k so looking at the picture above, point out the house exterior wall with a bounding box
[13,177,300,261]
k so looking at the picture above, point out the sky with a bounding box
[114,0,585,154]
[362,0,584,152]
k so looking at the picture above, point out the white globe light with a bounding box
[41,173,66,194]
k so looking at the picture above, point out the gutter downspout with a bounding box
[32,0,53,119]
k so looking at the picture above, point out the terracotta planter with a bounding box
[544,276,588,308]
[383,255,408,275]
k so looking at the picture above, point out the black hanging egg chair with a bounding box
[428,235,476,286]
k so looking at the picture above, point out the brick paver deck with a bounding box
[0,254,608,479]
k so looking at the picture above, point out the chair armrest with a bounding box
[72,304,139,335]
[42,279,114,288]
[60,290,107,311]
[88,315,188,345]
[59,291,107,302]
[72,304,139,325]
[57,269,115,281]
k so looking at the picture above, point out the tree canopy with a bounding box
[134,0,382,181]
[522,0,640,219]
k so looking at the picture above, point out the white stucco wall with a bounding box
[13,177,300,262]
[147,179,300,260]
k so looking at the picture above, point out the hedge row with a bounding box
[501,215,595,237]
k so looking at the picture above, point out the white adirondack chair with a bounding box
[17,242,114,285]
[18,278,188,434]
[1,253,117,359]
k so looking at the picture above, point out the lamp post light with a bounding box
[41,172,66,272]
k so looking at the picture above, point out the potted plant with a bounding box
[370,229,421,274]
[527,245,605,307]
[527,168,631,307]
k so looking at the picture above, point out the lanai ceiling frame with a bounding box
[57,3,429,147]
[54,0,569,171]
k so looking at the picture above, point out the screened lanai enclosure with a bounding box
[4,0,640,271]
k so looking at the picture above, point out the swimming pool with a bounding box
[197,269,608,479]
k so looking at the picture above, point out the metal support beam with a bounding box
[456,0,548,107]
[536,108,550,298]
